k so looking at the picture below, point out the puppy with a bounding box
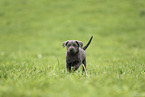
[63,36,93,72]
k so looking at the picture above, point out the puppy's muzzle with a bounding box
[70,48,73,52]
[67,47,76,54]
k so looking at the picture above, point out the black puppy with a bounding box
[63,36,93,72]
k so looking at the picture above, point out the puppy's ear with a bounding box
[62,41,69,48]
[75,41,83,48]
[78,41,83,48]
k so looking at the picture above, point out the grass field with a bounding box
[0,0,145,97]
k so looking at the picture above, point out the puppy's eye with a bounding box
[68,44,71,47]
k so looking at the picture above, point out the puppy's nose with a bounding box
[70,48,73,51]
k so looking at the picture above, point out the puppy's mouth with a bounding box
[67,48,76,55]
[68,50,74,54]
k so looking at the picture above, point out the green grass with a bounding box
[0,0,145,97]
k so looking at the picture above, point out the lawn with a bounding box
[0,0,145,97]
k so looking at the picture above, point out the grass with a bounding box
[0,0,145,97]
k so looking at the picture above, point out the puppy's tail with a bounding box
[83,36,93,50]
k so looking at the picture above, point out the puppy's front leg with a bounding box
[82,59,87,72]
[66,63,71,72]
[72,62,81,71]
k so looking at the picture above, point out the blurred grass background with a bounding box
[0,0,145,97]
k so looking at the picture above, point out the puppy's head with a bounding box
[63,40,83,54]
